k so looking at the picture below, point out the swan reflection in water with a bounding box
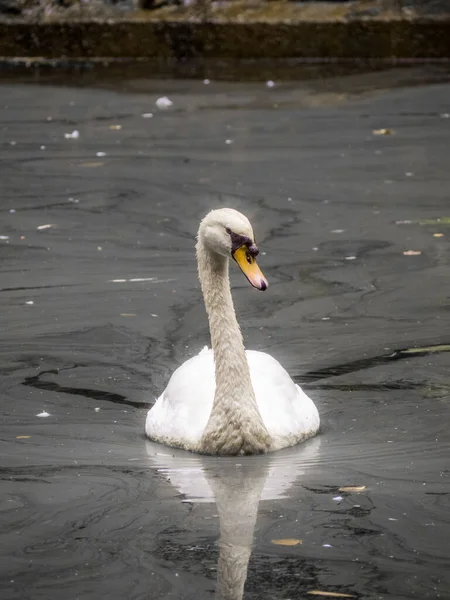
[146,437,321,599]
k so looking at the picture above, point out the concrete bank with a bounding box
[0,19,450,60]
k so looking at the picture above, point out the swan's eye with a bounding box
[225,227,232,235]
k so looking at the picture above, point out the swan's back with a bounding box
[145,348,319,452]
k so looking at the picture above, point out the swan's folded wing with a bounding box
[246,350,320,450]
[145,350,216,449]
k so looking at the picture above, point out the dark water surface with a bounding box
[0,68,449,600]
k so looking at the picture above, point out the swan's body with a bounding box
[145,208,320,455]
[146,346,319,452]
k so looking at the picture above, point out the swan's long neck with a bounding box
[196,239,271,455]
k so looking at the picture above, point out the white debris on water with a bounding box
[9,209,15,213]
[345,256,356,260]
[109,277,157,283]
[203,79,210,85]
[155,97,173,109]
[0,236,9,240]
[128,278,156,282]
[25,301,34,305]
[64,130,79,139]
[333,496,343,502]
[323,544,332,548]
[37,224,56,230]
[331,229,345,234]
[36,411,50,417]
[142,113,154,118]
[225,139,234,145]
[40,146,46,150]
[95,407,101,412]
[266,80,275,88]
[96,152,106,157]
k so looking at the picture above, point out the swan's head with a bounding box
[198,208,268,291]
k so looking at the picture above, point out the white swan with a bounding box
[145,208,320,455]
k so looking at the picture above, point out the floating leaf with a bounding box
[402,345,450,355]
[419,217,450,225]
[109,125,122,130]
[372,128,393,135]
[339,486,366,493]
[403,250,421,256]
[120,313,136,317]
[16,436,31,439]
[78,162,104,168]
[308,592,355,598]
[271,538,302,546]
[433,233,445,237]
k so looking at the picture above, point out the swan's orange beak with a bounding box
[232,246,268,291]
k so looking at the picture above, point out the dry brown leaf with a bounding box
[120,313,136,317]
[339,486,366,493]
[433,233,445,237]
[271,538,302,546]
[78,162,104,168]
[403,250,422,256]
[372,128,393,135]
[308,592,355,598]
[16,436,31,439]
